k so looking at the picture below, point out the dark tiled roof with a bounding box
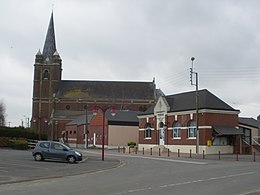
[239,117,259,128]
[139,89,238,115]
[106,110,142,122]
[42,12,56,64]
[213,126,243,135]
[56,80,155,100]
[67,114,93,125]
[166,89,238,112]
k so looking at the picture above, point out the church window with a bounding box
[66,105,71,110]
[43,69,49,80]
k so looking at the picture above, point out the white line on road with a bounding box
[160,171,256,188]
[115,171,257,195]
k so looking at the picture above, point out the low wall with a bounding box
[138,144,234,154]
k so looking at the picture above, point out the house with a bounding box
[64,110,141,148]
[239,117,260,154]
[31,12,157,140]
[138,89,243,154]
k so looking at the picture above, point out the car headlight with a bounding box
[75,151,81,156]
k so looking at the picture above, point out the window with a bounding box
[173,121,181,138]
[51,143,65,150]
[66,105,70,110]
[244,128,251,145]
[145,123,152,138]
[213,137,228,146]
[39,142,49,148]
[188,120,196,138]
[43,69,49,80]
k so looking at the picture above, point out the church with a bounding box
[31,12,159,140]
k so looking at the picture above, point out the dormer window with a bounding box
[43,69,49,80]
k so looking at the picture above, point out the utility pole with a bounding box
[190,57,199,155]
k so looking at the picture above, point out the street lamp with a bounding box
[92,106,116,161]
[32,116,48,140]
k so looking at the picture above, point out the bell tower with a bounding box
[31,12,62,139]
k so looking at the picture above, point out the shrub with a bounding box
[0,126,47,140]
[8,139,28,150]
[128,141,137,148]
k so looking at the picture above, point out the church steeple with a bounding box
[42,11,56,64]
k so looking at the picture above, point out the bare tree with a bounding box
[0,100,6,126]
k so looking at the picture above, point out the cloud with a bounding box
[0,0,259,126]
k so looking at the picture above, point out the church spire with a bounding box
[42,11,56,64]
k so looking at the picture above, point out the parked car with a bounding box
[32,141,83,163]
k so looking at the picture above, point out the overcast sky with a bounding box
[0,0,259,127]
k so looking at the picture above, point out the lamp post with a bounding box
[92,106,116,161]
[32,116,48,140]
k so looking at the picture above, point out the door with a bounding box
[159,127,165,145]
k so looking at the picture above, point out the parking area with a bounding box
[0,149,121,185]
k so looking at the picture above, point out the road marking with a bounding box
[160,171,256,188]
[114,171,257,195]
[85,150,208,165]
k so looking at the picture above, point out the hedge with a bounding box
[0,126,47,140]
[8,139,28,150]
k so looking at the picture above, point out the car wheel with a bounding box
[34,153,43,161]
[67,156,76,163]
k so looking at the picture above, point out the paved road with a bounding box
[0,149,120,185]
[0,149,260,195]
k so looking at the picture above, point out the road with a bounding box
[0,149,260,195]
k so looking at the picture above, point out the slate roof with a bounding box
[66,110,141,126]
[42,12,56,64]
[166,89,238,112]
[106,110,141,122]
[239,117,259,128]
[140,89,239,115]
[56,80,155,100]
[213,126,243,135]
[66,114,94,125]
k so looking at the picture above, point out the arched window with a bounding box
[145,123,152,138]
[173,121,181,138]
[43,69,49,80]
[188,120,196,138]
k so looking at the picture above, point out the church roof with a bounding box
[42,12,56,64]
[56,80,155,101]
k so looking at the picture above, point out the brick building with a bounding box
[138,89,244,154]
[31,12,157,140]
[64,110,140,148]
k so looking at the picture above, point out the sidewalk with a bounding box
[85,147,260,163]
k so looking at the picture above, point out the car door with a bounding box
[49,142,67,160]
[39,141,51,159]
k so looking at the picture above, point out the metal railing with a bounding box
[252,136,260,147]
[27,139,38,149]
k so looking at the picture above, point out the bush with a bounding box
[0,126,47,140]
[8,139,28,150]
[128,141,137,148]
